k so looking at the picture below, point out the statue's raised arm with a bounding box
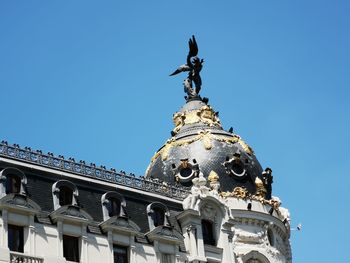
[170,35,204,101]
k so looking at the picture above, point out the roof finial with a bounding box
[170,35,204,101]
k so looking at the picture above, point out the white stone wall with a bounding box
[0,210,189,263]
[0,175,291,263]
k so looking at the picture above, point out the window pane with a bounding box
[113,245,128,263]
[63,235,80,262]
[153,207,165,227]
[161,254,173,263]
[6,175,21,194]
[8,224,24,252]
[109,198,121,217]
[202,219,215,246]
[59,186,73,206]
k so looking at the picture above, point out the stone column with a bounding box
[29,214,35,255]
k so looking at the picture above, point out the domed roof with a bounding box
[146,97,264,194]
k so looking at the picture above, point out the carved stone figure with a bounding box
[170,35,204,100]
[182,171,209,210]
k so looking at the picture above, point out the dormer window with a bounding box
[6,175,21,194]
[52,180,78,210]
[147,202,170,230]
[0,168,27,198]
[101,192,126,221]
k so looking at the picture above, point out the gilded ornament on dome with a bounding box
[232,187,249,199]
[254,177,267,198]
[172,112,185,133]
[221,186,249,199]
[208,170,219,184]
[237,137,254,155]
[171,105,222,135]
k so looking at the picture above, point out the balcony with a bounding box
[10,251,44,263]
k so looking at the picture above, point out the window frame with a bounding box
[101,191,126,221]
[146,202,170,231]
[0,167,27,198]
[63,234,80,263]
[201,219,216,246]
[52,180,78,210]
[113,244,129,263]
[7,224,24,253]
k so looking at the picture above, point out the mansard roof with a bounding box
[0,140,186,241]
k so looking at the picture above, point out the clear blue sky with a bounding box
[1,1,349,262]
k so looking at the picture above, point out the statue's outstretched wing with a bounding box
[169,64,191,76]
[188,35,198,57]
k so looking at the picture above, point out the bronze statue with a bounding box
[170,35,204,100]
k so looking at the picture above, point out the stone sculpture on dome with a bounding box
[170,35,204,100]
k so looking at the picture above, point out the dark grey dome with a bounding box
[146,98,263,193]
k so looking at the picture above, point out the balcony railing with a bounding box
[10,251,44,263]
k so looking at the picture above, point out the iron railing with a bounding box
[0,141,189,200]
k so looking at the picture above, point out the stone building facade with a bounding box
[0,92,292,263]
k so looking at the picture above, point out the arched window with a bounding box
[201,219,215,246]
[0,168,27,198]
[147,202,170,230]
[52,180,78,210]
[101,191,126,221]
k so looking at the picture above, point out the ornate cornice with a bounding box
[0,193,41,214]
[0,141,189,200]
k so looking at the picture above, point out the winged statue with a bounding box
[170,35,204,100]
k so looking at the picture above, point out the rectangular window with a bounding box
[113,245,128,263]
[8,224,24,252]
[63,235,80,262]
[202,219,216,246]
